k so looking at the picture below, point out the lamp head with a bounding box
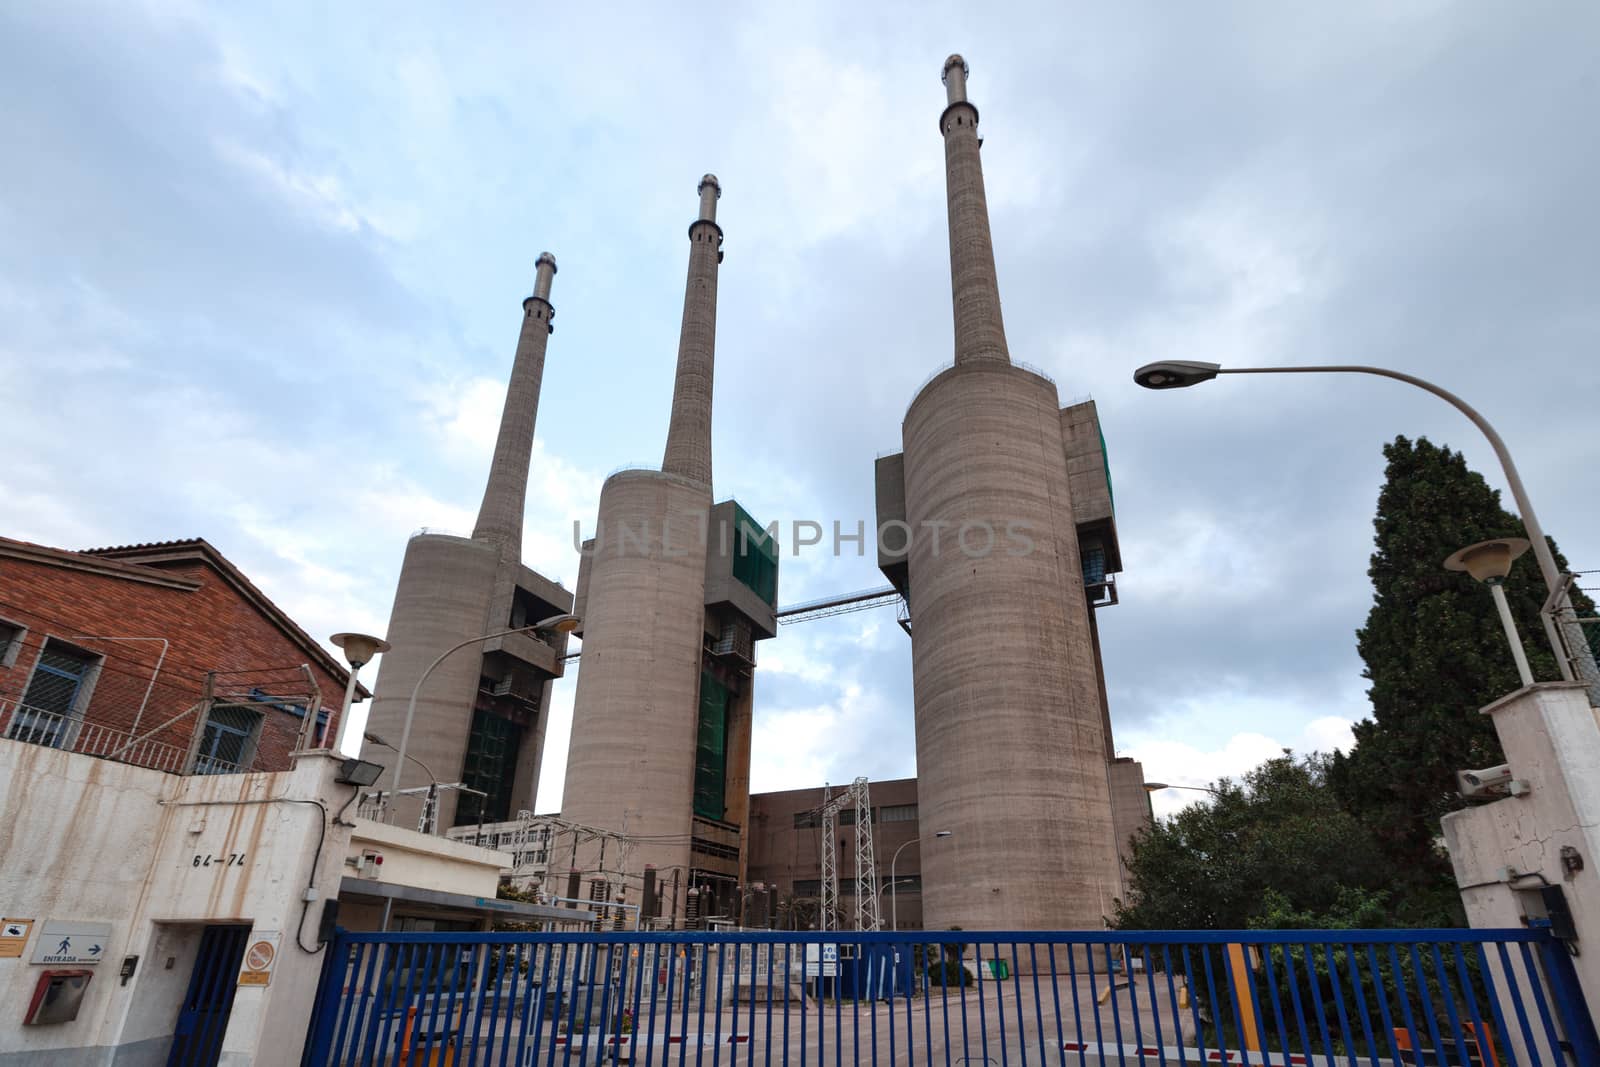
[1443,538,1532,585]
[1133,361,1222,390]
[1143,781,1170,793]
[330,632,391,669]
[533,613,582,635]
[933,830,953,839]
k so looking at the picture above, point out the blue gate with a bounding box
[169,923,252,1067]
[302,928,1597,1067]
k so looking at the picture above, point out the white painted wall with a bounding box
[1442,682,1600,1049]
[347,818,508,899]
[0,741,355,1066]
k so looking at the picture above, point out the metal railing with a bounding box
[0,699,193,774]
[302,927,1598,1066]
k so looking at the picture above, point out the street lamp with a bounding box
[1142,782,1222,797]
[1132,360,1600,704]
[1446,538,1536,688]
[889,830,951,931]
[329,632,391,752]
[388,614,580,830]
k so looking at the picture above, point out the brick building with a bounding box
[745,777,932,930]
[0,537,363,775]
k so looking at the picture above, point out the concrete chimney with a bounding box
[472,252,558,553]
[939,56,1010,365]
[661,176,723,487]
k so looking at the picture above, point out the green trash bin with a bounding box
[983,959,1010,979]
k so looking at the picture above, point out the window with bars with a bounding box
[8,642,97,748]
[193,704,263,774]
[879,803,918,823]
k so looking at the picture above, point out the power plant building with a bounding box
[875,56,1141,931]
[360,254,575,832]
[557,177,780,925]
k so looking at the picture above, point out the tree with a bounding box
[1115,754,1391,932]
[1328,436,1596,922]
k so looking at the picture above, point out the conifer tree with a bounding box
[1329,435,1596,920]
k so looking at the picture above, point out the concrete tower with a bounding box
[875,57,1135,930]
[360,254,575,832]
[558,178,778,925]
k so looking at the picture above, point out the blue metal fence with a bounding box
[302,928,1597,1067]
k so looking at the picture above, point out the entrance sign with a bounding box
[32,921,113,965]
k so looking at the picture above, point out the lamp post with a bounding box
[1141,782,1221,797]
[1446,538,1537,687]
[329,632,391,753]
[388,614,580,828]
[1133,360,1600,705]
[889,830,950,931]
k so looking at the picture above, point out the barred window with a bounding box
[879,804,918,823]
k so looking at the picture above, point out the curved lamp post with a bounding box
[1133,360,1600,704]
[889,829,951,931]
[388,613,580,828]
[1446,538,1536,687]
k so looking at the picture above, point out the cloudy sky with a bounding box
[4,2,1597,817]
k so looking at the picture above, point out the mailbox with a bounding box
[25,969,93,1025]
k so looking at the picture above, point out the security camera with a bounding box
[1458,764,1514,801]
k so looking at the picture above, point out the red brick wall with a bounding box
[0,553,348,772]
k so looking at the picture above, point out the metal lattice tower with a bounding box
[817,777,883,932]
[819,785,837,933]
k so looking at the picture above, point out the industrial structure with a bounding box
[359,253,575,832]
[874,56,1141,930]
[556,177,780,926]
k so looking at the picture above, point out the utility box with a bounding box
[24,969,93,1025]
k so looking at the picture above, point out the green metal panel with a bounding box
[730,502,779,606]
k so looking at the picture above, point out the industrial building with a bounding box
[874,56,1143,931]
[359,253,575,832]
[556,177,780,925]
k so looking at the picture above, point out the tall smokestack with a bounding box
[940,55,1010,365]
[473,252,558,553]
[661,175,723,486]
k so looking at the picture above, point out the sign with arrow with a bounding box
[32,921,113,965]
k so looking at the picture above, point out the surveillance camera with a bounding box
[1458,764,1514,801]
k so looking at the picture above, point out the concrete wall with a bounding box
[1442,682,1600,1015]
[1105,757,1150,902]
[345,818,508,899]
[558,470,711,915]
[360,533,498,830]
[901,361,1121,931]
[0,742,354,1066]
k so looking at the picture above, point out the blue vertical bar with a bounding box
[976,943,994,1067]
[596,942,619,1067]
[529,942,556,1067]
[882,946,892,1067]
[1030,944,1049,1067]
[469,941,498,1065]
[679,943,693,1067]
[1515,942,1564,1064]
[1067,943,1091,1067]
[1360,945,1404,1067]
[1404,944,1447,1067]
[852,944,861,1067]
[1281,945,1314,1061]
[664,941,682,1067]
[385,941,420,1063]
[552,942,576,1067]
[1213,943,1246,1067]
[782,942,792,1067]
[305,931,352,1066]
[632,943,651,1067]
[1426,944,1470,1066]
[329,939,369,1064]
[1048,943,1071,1067]
[749,943,761,1067]
[410,942,440,1061]
[1139,945,1166,1066]
[1101,942,1126,1067]
[646,942,664,1067]
[698,944,712,1067]
[1302,944,1339,1067]
[1533,932,1600,1066]
[1001,941,1022,1067]
[715,943,730,1067]
[1448,945,1495,1067]
[940,943,955,1067]
[1319,945,1358,1067]
[1179,946,1209,1066]
[957,942,972,1067]
[833,942,841,1067]
[1385,944,1426,1066]
[356,942,395,1066]
[1493,941,1540,1067]
[1123,944,1146,1066]
[1158,946,1181,1066]
[1260,942,1293,1067]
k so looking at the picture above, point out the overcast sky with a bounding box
[4,2,1597,818]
